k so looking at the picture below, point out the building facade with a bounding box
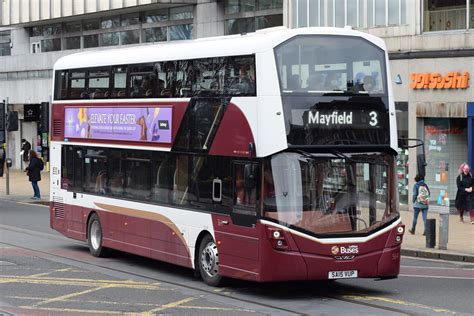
[0,0,284,169]
[1,0,473,208]
[289,0,474,208]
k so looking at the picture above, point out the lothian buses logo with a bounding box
[331,245,359,255]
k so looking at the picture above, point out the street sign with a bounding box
[24,104,41,122]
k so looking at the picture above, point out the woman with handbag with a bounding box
[455,163,473,223]
[25,150,44,200]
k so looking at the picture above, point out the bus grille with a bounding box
[52,119,62,137]
[52,197,65,219]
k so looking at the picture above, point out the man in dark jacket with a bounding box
[21,139,31,162]
[25,150,43,199]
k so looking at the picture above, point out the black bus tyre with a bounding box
[87,213,108,257]
[198,234,222,286]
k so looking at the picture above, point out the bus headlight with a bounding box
[397,226,404,234]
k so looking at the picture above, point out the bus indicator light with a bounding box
[266,227,288,251]
[397,226,404,234]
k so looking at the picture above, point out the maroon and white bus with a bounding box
[50,27,404,286]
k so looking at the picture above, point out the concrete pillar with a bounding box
[195,0,224,39]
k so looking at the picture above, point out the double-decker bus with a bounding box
[50,27,404,286]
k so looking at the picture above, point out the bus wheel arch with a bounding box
[196,232,223,286]
[86,212,108,257]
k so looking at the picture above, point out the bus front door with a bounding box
[213,161,260,281]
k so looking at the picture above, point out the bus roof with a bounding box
[53,27,386,71]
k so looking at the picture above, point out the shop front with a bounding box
[406,68,471,208]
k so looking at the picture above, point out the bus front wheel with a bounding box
[198,234,222,286]
[87,213,107,257]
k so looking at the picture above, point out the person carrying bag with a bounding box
[409,174,430,235]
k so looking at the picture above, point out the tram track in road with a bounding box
[0,225,416,316]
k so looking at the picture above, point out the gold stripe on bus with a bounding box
[94,203,191,259]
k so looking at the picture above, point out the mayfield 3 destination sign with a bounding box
[286,99,390,146]
[303,109,380,128]
[64,107,172,143]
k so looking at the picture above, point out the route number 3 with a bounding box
[369,111,378,127]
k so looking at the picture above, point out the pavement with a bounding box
[1,169,473,263]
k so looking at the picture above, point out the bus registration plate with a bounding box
[328,270,357,279]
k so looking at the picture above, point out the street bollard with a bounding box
[439,209,449,250]
[425,218,436,248]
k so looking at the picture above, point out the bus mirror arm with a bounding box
[248,142,255,159]
[398,138,426,178]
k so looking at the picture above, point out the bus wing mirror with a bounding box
[417,154,427,178]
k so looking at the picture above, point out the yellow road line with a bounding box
[19,305,124,314]
[141,297,196,315]
[7,296,255,312]
[28,267,72,278]
[32,283,118,307]
[178,305,256,312]
[343,295,455,314]
[0,275,163,289]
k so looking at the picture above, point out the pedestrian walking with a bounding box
[455,162,473,223]
[409,174,430,235]
[25,150,44,200]
[21,139,31,162]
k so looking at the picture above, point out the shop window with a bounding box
[424,118,467,208]
[121,13,140,26]
[143,27,167,43]
[292,0,407,29]
[83,19,100,31]
[258,0,283,10]
[423,0,470,31]
[41,38,61,52]
[65,22,82,33]
[170,6,194,20]
[84,34,99,48]
[28,71,39,79]
[227,17,256,34]
[256,14,283,29]
[0,31,11,56]
[7,72,17,80]
[101,16,120,29]
[143,9,168,23]
[65,36,81,50]
[169,24,193,41]
[100,32,119,46]
[120,30,140,45]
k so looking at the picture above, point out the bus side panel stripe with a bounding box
[94,202,192,267]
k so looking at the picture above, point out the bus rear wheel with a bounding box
[198,234,222,286]
[87,213,108,257]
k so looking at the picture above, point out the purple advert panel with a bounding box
[64,107,172,143]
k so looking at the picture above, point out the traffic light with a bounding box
[6,111,18,131]
[39,102,49,133]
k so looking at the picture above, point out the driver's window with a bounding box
[234,162,259,213]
